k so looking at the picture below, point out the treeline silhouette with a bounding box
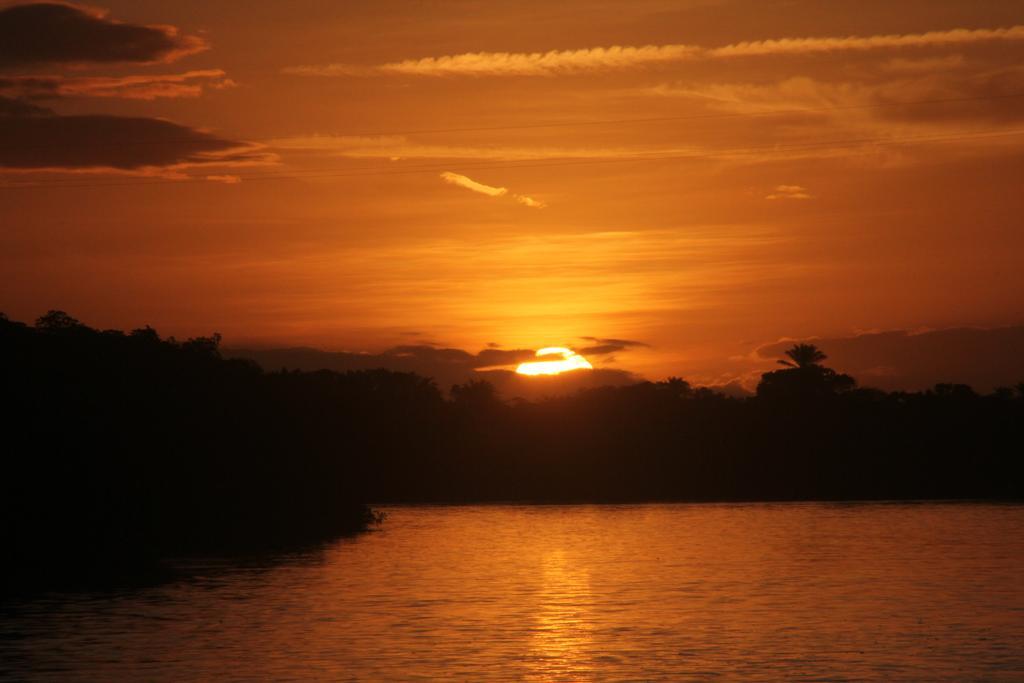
[3,312,1023,581]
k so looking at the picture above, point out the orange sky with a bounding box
[3,0,1024,390]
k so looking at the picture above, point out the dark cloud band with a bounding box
[0,96,261,170]
[225,344,639,399]
[0,2,207,67]
[580,336,649,350]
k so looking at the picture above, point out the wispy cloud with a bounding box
[379,44,700,77]
[281,133,844,170]
[881,55,967,73]
[284,44,700,77]
[206,174,242,184]
[708,25,1024,58]
[440,171,545,208]
[645,67,1024,129]
[440,171,507,197]
[580,336,649,348]
[269,134,702,162]
[515,195,546,208]
[286,25,1024,77]
[643,77,869,111]
[269,124,1019,175]
[765,185,812,200]
[215,227,800,352]
[0,70,236,100]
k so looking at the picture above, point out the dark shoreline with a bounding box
[4,312,1023,593]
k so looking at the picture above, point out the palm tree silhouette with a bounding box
[777,343,827,368]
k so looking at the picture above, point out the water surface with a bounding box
[3,503,1023,680]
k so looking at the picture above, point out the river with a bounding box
[2,503,1023,680]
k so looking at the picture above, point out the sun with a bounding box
[515,347,593,376]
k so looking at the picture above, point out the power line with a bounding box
[2,127,1022,191]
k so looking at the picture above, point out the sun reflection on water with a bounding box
[526,549,595,681]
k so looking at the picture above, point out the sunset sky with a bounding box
[3,0,1024,391]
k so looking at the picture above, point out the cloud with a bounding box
[223,344,533,389]
[440,171,545,208]
[378,44,701,77]
[224,344,639,400]
[668,70,1024,122]
[578,337,649,356]
[645,69,1024,144]
[281,63,365,77]
[286,44,701,77]
[205,174,241,184]
[707,25,1024,59]
[578,344,626,356]
[440,170,507,197]
[286,25,1024,77]
[270,134,653,162]
[755,326,1024,393]
[515,195,546,208]
[580,336,649,347]
[0,96,269,172]
[882,55,967,74]
[474,348,538,367]
[644,76,869,111]
[0,2,208,67]
[765,184,812,200]
[274,132,872,169]
[0,70,235,100]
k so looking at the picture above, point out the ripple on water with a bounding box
[1,502,1023,681]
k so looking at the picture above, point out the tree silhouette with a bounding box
[758,344,855,399]
[130,325,161,343]
[451,379,500,408]
[663,377,694,399]
[34,310,84,331]
[3,309,1023,591]
[777,343,827,368]
[181,333,223,356]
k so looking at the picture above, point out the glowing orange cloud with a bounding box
[516,347,594,376]
[286,25,1024,77]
